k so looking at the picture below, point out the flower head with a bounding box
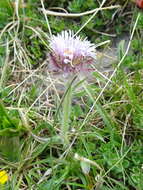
[136,0,143,8]
[0,170,8,185]
[48,30,96,74]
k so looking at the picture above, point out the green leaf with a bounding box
[0,101,26,136]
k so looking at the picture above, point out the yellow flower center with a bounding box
[64,49,73,56]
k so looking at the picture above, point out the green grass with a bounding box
[0,0,143,189]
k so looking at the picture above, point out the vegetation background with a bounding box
[0,0,143,189]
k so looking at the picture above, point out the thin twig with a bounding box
[40,0,52,36]
[38,5,120,18]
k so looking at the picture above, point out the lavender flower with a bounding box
[48,30,96,74]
